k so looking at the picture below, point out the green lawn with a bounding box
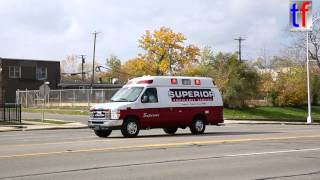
[24,119,71,125]
[224,106,320,122]
[22,108,89,116]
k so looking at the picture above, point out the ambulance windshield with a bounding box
[111,87,144,102]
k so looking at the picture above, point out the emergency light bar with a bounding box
[195,79,201,85]
[171,78,178,84]
[137,80,153,84]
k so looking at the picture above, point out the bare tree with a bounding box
[308,17,320,68]
[61,55,79,74]
[289,14,320,69]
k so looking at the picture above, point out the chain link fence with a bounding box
[16,89,119,108]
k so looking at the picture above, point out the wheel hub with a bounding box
[127,122,137,134]
[195,120,204,131]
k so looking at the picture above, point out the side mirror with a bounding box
[141,95,148,103]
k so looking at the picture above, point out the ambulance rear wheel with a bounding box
[190,118,206,134]
[94,130,112,138]
[163,127,178,135]
[121,118,140,138]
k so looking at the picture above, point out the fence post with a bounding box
[103,89,105,103]
[47,92,50,107]
[8,106,10,121]
[3,103,6,120]
[25,89,28,108]
[16,89,19,104]
[87,89,90,107]
[72,89,75,107]
[20,90,23,105]
[59,90,62,107]
[19,104,21,124]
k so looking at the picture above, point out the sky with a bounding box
[0,0,319,65]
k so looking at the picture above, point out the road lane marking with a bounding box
[0,134,320,159]
[0,138,136,148]
[226,147,320,157]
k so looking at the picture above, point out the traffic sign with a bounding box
[39,84,50,98]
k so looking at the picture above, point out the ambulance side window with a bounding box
[141,88,158,103]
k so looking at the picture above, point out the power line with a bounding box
[234,36,246,62]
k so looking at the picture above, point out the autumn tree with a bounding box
[121,57,157,80]
[99,55,122,83]
[311,73,320,105]
[106,55,121,77]
[209,53,259,108]
[139,27,200,75]
[274,66,307,106]
[257,72,276,106]
[182,47,215,76]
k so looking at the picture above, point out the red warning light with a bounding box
[195,79,201,85]
[137,80,153,84]
[171,78,177,84]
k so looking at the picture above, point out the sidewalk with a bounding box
[0,120,87,132]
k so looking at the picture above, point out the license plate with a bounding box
[93,111,105,118]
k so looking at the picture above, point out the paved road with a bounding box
[0,124,319,180]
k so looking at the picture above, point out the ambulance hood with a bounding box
[91,102,133,111]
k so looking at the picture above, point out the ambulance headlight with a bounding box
[110,109,121,119]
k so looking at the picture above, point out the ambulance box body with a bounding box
[88,76,223,138]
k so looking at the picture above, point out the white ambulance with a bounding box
[88,76,223,138]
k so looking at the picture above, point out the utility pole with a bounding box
[263,45,267,68]
[78,55,86,82]
[91,31,100,88]
[234,36,246,62]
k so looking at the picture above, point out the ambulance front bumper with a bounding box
[88,119,123,130]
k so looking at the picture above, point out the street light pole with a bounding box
[306,16,320,124]
[306,31,312,124]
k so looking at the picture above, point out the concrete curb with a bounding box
[224,120,320,125]
[0,123,88,132]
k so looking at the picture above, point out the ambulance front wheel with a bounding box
[190,118,206,134]
[94,129,112,138]
[121,118,140,138]
[163,127,178,135]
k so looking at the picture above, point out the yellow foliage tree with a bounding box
[139,27,200,75]
[121,57,158,80]
[275,66,307,106]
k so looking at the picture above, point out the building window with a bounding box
[36,67,47,80]
[9,66,21,78]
